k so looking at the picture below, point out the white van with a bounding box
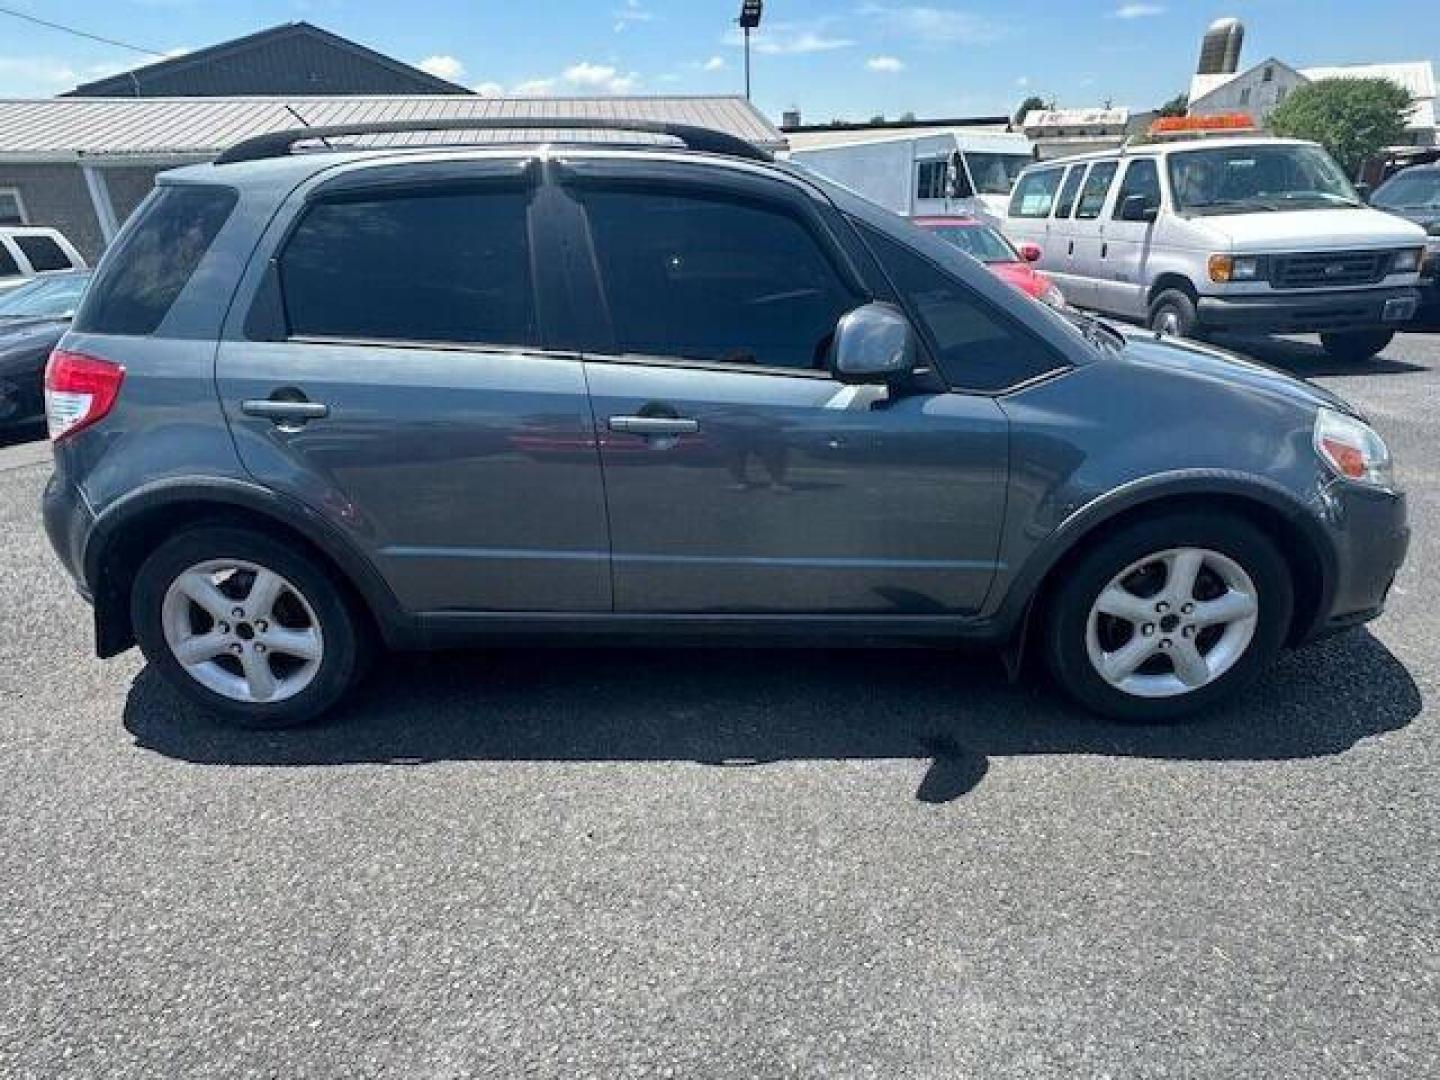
[0,227,87,294]
[1002,136,1427,360]
[787,129,1034,224]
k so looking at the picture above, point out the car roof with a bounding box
[1020,136,1319,173]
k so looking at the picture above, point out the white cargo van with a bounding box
[1002,136,1427,360]
[787,129,1034,224]
[0,227,87,294]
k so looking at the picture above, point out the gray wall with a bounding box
[105,166,165,222]
[0,163,104,260]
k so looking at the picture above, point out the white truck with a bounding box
[785,128,1035,224]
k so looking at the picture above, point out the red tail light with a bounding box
[44,350,125,442]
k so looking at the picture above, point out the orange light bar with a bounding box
[1149,113,1256,135]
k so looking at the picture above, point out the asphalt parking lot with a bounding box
[1,332,1436,1079]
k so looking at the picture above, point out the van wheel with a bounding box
[1043,513,1291,722]
[131,526,367,728]
[1148,289,1199,338]
[1320,330,1394,362]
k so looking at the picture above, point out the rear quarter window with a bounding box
[0,241,18,278]
[14,234,71,272]
[1008,169,1063,219]
[74,185,237,336]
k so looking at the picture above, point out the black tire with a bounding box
[1320,330,1395,362]
[1147,288,1199,338]
[1043,512,1293,722]
[131,525,368,728]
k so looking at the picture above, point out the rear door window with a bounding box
[1053,166,1086,219]
[279,189,537,346]
[75,185,237,336]
[1075,162,1119,220]
[579,188,859,371]
[1113,159,1161,218]
[14,234,71,272]
[1009,168,1063,219]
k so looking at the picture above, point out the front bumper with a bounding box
[1197,286,1420,334]
[1301,480,1409,642]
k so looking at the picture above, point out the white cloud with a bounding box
[702,55,727,72]
[726,23,853,55]
[511,78,557,97]
[1016,75,1030,87]
[866,56,905,73]
[1111,3,1165,17]
[856,4,1001,44]
[0,56,80,94]
[613,0,652,32]
[562,61,639,94]
[472,81,505,97]
[417,55,466,81]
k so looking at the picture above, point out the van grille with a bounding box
[1268,250,1392,289]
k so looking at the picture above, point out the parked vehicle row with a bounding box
[42,119,1408,731]
[1369,163,1440,315]
[913,215,1066,308]
[0,227,86,294]
[1001,136,1428,361]
[0,270,89,428]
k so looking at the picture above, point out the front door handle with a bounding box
[609,416,699,436]
[1100,242,1109,259]
[242,399,329,423]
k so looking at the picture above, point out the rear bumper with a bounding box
[1197,286,1420,334]
[1301,482,1409,642]
[42,470,94,600]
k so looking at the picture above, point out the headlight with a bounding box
[1392,247,1424,273]
[1039,282,1066,309]
[1314,407,1394,489]
[1208,253,1262,282]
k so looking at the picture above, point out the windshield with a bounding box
[1373,170,1440,211]
[1168,144,1359,214]
[0,272,90,319]
[923,223,1018,263]
[964,152,1033,196]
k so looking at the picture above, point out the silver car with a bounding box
[42,119,1410,728]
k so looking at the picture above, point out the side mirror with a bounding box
[828,302,917,386]
[1121,194,1159,222]
[1019,243,1042,263]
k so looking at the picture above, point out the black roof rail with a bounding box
[216,117,773,165]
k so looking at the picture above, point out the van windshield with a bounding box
[1372,169,1440,211]
[964,153,1034,195]
[1168,144,1360,215]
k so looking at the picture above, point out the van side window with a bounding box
[1113,159,1161,219]
[858,223,1067,393]
[1074,162,1118,219]
[279,190,537,346]
[1009,169,1063,219]
[581,189,859,371]
[1053,166,1086,218]
[14,235,71,272]
[0,241,18,278]
[917,160,949,200]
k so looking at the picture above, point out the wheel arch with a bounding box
[1147,272,1199,308]
[83,478,411,657]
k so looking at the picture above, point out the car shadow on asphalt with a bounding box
[122,629,1420,803]
[1209,334,1430,379]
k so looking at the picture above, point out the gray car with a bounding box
[41,119,1410,728]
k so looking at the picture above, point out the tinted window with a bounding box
[922,223,1017,263]
[1009,169,1063,218]
[0,241,17,278]
[1373,169,1440,210]
[1053,166,1086,218]
[14,235,71,272]
[917,160,949,200]
[1075,162,1118,219]
[1113,159,1161,218]
[280,190,536,345]
[76,185,236,336]
[0,192,23,227]
[860,224,1065,392]
[582,189,858,370]
[964,153,1033,196]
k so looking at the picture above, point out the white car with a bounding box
[0,227,87,294]
[1002,136,1427,361]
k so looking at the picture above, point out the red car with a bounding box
[913,215,1065,309]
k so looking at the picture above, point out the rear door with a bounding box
[1067,160,1119,311]
[217,160,611,615]
[559,159,1012,616]
[1096,157,1162,319]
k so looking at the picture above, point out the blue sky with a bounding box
[3,1,1437,122]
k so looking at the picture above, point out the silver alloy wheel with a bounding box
[161,559,324,704]
[1085,546,1259,699]
[1156,308,1181,335]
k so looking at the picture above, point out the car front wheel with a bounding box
[1043,513,1292,721]
[131,525,366,728]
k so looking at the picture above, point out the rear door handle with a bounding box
[609,416,699,436]
[242,399,329,422]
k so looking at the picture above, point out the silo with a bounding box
[1197,17,1245,75]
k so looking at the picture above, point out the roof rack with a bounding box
[216,117,773,165]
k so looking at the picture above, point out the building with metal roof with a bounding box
[0,95,785,259]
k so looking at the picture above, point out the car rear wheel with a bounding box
[1043,513,1292,722]
[1148,289,1199,338]
[1320,330,1394,362]
[132,526,367,728]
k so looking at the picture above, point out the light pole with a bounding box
[738,1,763,100]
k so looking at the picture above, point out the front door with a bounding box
[217,170,611,614]
[567,174,1010,615]
[1095,157,1162,320]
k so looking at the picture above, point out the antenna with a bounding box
[283,105,333,150]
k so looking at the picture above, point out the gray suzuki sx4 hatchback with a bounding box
[41,120,1410,728]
